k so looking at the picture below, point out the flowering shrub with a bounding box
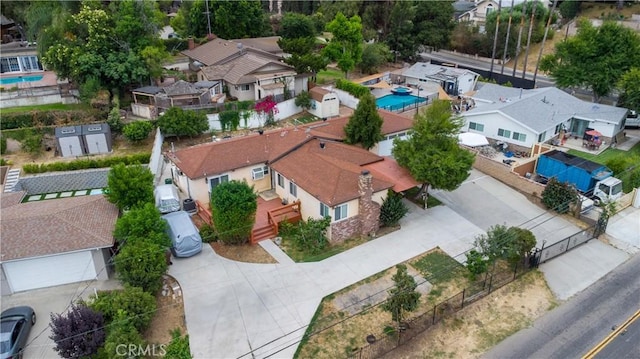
[254,95,279,127]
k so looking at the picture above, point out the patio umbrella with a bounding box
[585,129,602,137]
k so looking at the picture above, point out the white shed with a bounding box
[55,125,84,157]
[308,87,340,119]
[82,123,112,155]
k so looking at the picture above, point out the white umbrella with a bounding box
[458,132,490,147]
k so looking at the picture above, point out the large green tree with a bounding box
[157,107,210,138]
[474,224,536,267]
[210,180,258,245]
[277,13,328,79]
[113,203,170,247]
[359,42,391,75]
[618,67,640,113]
[105,163,155,211]
[386,0,416,61]
[382,264,421,324]
[323,12,364,77]
[115,238,167,293]
[393,100,475,207]
[344,93,383,150]
[41,0,168,97]
[540,19,640,101]
[413,0,456,51]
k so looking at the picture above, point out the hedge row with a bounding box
[335,78,370,98]
[1,109,106,130]
[22,153,151,174]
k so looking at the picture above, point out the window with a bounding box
[498,128,511,138]
[277,173,284,188]
[209,174,229,191]
[239,84,250,91]
[469,122,484,132]
[320,203,330,218]
[289,182,297,197]
[334,203,348,221]
[512,132,527,142]
[538,132,546,142]
[252,166,269,180]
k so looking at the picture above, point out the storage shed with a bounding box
[82,123,112,155]
[55,125,84,157]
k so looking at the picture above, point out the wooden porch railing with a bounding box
[250,200,302,244]
[195,200,213,226]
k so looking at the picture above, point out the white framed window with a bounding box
[208,174,229,191]
[289,182,297,197]
[538,132,546,142]
[277,173,284,188]
[334,203,348,221]
[498,128,511,138]
[251,166,269,180]
[469,122,484,132]
[239,84,250,91]
[512,132,526,142]
[320,203,330,218]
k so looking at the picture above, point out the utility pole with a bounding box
[521,0,537,79]
[501,0,515,75]
[489,0,503,80]
[512,0,527,77]
[205,0,212,37]
[533,0,558,84]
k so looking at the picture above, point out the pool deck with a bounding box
[0,71,59,89]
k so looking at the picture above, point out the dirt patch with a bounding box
[143,275,187,345]
[210,241,277,264]
[381,270,557,359]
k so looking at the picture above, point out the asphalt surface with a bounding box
[483,253,640,359]
[593,310,640,359]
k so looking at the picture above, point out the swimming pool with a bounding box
[0,74,44,85]
[376,94,426,112]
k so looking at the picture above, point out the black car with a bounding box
[0,306,36,359]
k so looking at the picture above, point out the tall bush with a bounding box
[87,285,156,332]
[22,153,151,174]
[50,304,105,359]
[105,163,155,211]
[335,78,370,98]
[379,190,408,227]
[123,121,153,142]
[219,110,240,131]
[115,239,167,293]
[210,180,257,245]
[541,177,578,214]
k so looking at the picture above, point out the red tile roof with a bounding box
[0,191,25,209]
[364,157,420,192]
[270,139,393,206]
[0,195,118,261]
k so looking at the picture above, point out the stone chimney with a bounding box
[187,37,195,50]
[358,170,380,236]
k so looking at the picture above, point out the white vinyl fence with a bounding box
[206,98,302,131]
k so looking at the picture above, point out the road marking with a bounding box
[582,308,640,359]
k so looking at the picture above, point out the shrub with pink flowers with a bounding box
[254,95,279,127]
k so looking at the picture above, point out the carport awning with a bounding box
[364,157,419,192]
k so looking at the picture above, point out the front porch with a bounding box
[251,190,302,244]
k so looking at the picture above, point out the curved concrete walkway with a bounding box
[169,204,484,359]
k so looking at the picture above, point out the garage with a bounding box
[1,192,118,295]
[3,251,97,293]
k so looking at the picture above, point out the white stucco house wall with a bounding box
[403,62,480,96]
[461,83,628,149]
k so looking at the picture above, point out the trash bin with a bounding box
[164,178,173,185]
[183,198,196,213]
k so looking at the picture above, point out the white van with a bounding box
[625,110,639,128]
[162,211,202,258]
[155,184,180,214]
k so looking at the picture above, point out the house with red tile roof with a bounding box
[0,193,118,294]
[165,110,418,242]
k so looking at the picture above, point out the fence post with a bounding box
[432,305,436,324]
[461,288,466,309]
[488,274,493,293]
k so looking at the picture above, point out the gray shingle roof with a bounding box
[403,62,479,81]
[13,168,110,195]
[466,83,628,133]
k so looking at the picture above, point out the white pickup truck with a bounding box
[579,194,595,214]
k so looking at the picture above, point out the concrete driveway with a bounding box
[169,204,485,358]
[0,280,121,358]
[431,169,583,247]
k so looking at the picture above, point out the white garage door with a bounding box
[3,251,96,293]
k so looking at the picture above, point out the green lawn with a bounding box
[316,68,345,85]
[410,250,466,285]
[0,103,91,114]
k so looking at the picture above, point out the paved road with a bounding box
[483,253,640,359]
[592,309,640,359]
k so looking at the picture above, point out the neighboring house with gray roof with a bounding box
[0,193,117,294]
[403,62,480,96]
[461,83,628,149]
[131,79,221,119]
[183,36,308,102]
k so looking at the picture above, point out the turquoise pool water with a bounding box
[0,74,44,85]
[376,94,426,112]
